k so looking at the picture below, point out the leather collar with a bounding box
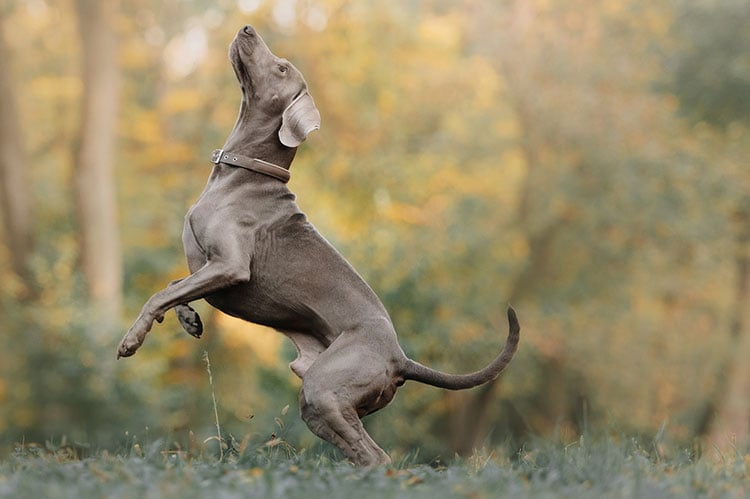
[210,149,291,183]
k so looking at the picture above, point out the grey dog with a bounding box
[118,25,520,466]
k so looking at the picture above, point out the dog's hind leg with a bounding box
[299,389,390,467]
[297,321,398,466]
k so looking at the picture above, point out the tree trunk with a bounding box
[0,21,33,291]
[73,0,122,329]
[450,0,585,453]
[708,204,750,446]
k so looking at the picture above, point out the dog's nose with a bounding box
[242,25,256,37]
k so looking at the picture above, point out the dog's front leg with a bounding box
[117,259,250,359]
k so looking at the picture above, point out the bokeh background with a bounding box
[1,0,748,461]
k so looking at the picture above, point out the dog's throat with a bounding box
[210,149,291,183]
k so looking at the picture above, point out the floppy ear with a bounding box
[279,91,321,148]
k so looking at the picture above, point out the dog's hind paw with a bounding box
[176,304,203,338]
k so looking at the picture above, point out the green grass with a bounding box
[0,435,747,499]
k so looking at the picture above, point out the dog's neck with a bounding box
[221,100,297,169]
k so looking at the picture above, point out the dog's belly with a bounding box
[204,283,317,332]
[202,257,380,338]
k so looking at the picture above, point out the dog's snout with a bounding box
[242,25,256,37]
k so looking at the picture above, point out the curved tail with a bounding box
[401,307,520,390]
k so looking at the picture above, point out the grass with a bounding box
[2,354,746,498]
[1,433,748,499]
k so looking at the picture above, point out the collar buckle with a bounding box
[211,149,225,164]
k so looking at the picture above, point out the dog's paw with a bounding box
[116,318,152,359]
[116,332,143,359]
[176,304,203,339]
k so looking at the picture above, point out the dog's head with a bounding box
[229,25,320,148]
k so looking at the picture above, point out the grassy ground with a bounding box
[0,435,747,499]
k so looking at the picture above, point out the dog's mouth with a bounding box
[232,25,263,59]
[229,28,259,88]
[230,25,275,77]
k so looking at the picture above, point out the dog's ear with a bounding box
[279,91,321,148]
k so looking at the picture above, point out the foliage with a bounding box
[0,0,749,462]
[1,432,748,499]
[669,0,750,128]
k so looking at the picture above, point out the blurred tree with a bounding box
[73,0,123,328]
[0,20,33,291]
[669,0,750,445]
[0,0,745,461]
[709,204,750,444]
[432,0,689,452]
[670,0,750,129]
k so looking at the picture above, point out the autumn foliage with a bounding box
[0,0,748,459]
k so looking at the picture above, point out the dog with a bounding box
[118,25,520,466]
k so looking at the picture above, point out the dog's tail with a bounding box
[401,306,520,390]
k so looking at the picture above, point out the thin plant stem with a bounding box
[203,350,224,460]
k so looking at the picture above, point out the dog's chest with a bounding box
[182,181,304,267]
